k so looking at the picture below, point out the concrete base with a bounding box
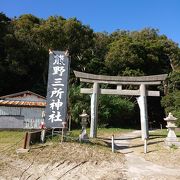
[79,134,89,142]
[164,139,180,148]
[165,137,178,142]
[16,148,30,153]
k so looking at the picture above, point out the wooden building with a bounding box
[0,91,46,129]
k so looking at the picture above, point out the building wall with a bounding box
[0,116,24,128]
[0,106,20,116]
[0,106,45,129]
[21,107,45,128]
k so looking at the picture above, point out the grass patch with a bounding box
[0,130,25,157]
[46,127,134,155]
[97,127,133,137]
[0,128,133,161]
[0,131,25,147]
[48,127,133,143]
[149,129,180,137]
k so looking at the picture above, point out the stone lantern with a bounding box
[164,113,179,147]
[79,110,89,142]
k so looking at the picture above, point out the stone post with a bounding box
[61,121,67,142]
[79,110,89,142]
[90,82,99,138]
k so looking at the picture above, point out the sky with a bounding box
[1,0,180,45]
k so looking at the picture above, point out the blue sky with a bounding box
[1,0,180,45]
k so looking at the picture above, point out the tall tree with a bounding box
[3,14,47,94]
[85,32,111,74]
[105,28,179,76]
[0,13,11,93]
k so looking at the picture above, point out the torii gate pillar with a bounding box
[137,84,149,140]
[90,82,99,138]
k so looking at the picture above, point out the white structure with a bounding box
[164,113,180,147]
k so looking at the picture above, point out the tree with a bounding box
[105,34,145,75]
[0,12,10,60]
[0,14,95,95]
[0,13,179,128]
[33,16,95,83]
[85,32,111,74]
[105,28,178,76]
[0,13,11,90]
[3,14,47,95]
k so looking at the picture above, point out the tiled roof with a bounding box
[0,90,45,100]
[0,100,46,107]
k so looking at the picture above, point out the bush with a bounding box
[98,95,135,127]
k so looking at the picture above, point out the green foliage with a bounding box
[0,13,94,95]
[68,85,135,128]
[98,95,135,127]
[69,85,90,125]
[122,67,144,76]
[105,28,179,75]
[161,91,180,126]
[86,32,111,74]
[105,35,144,75]
[166,71,180,92]
[0,13,180,128]
[0,13,10,92]
[161,72,180,127]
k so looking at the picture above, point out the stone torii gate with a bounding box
[74,71,167,142]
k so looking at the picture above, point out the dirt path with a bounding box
[0,140,126,180]
[114,130,180,180]
[0,158,126,180]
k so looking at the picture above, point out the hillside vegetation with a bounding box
[0,12,179,127]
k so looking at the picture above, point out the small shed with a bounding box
[0,91,46,129]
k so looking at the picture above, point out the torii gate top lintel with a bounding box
[74,71,168,97]
[74,70,168,85]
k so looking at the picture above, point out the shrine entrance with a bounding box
[74,71,167,152]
